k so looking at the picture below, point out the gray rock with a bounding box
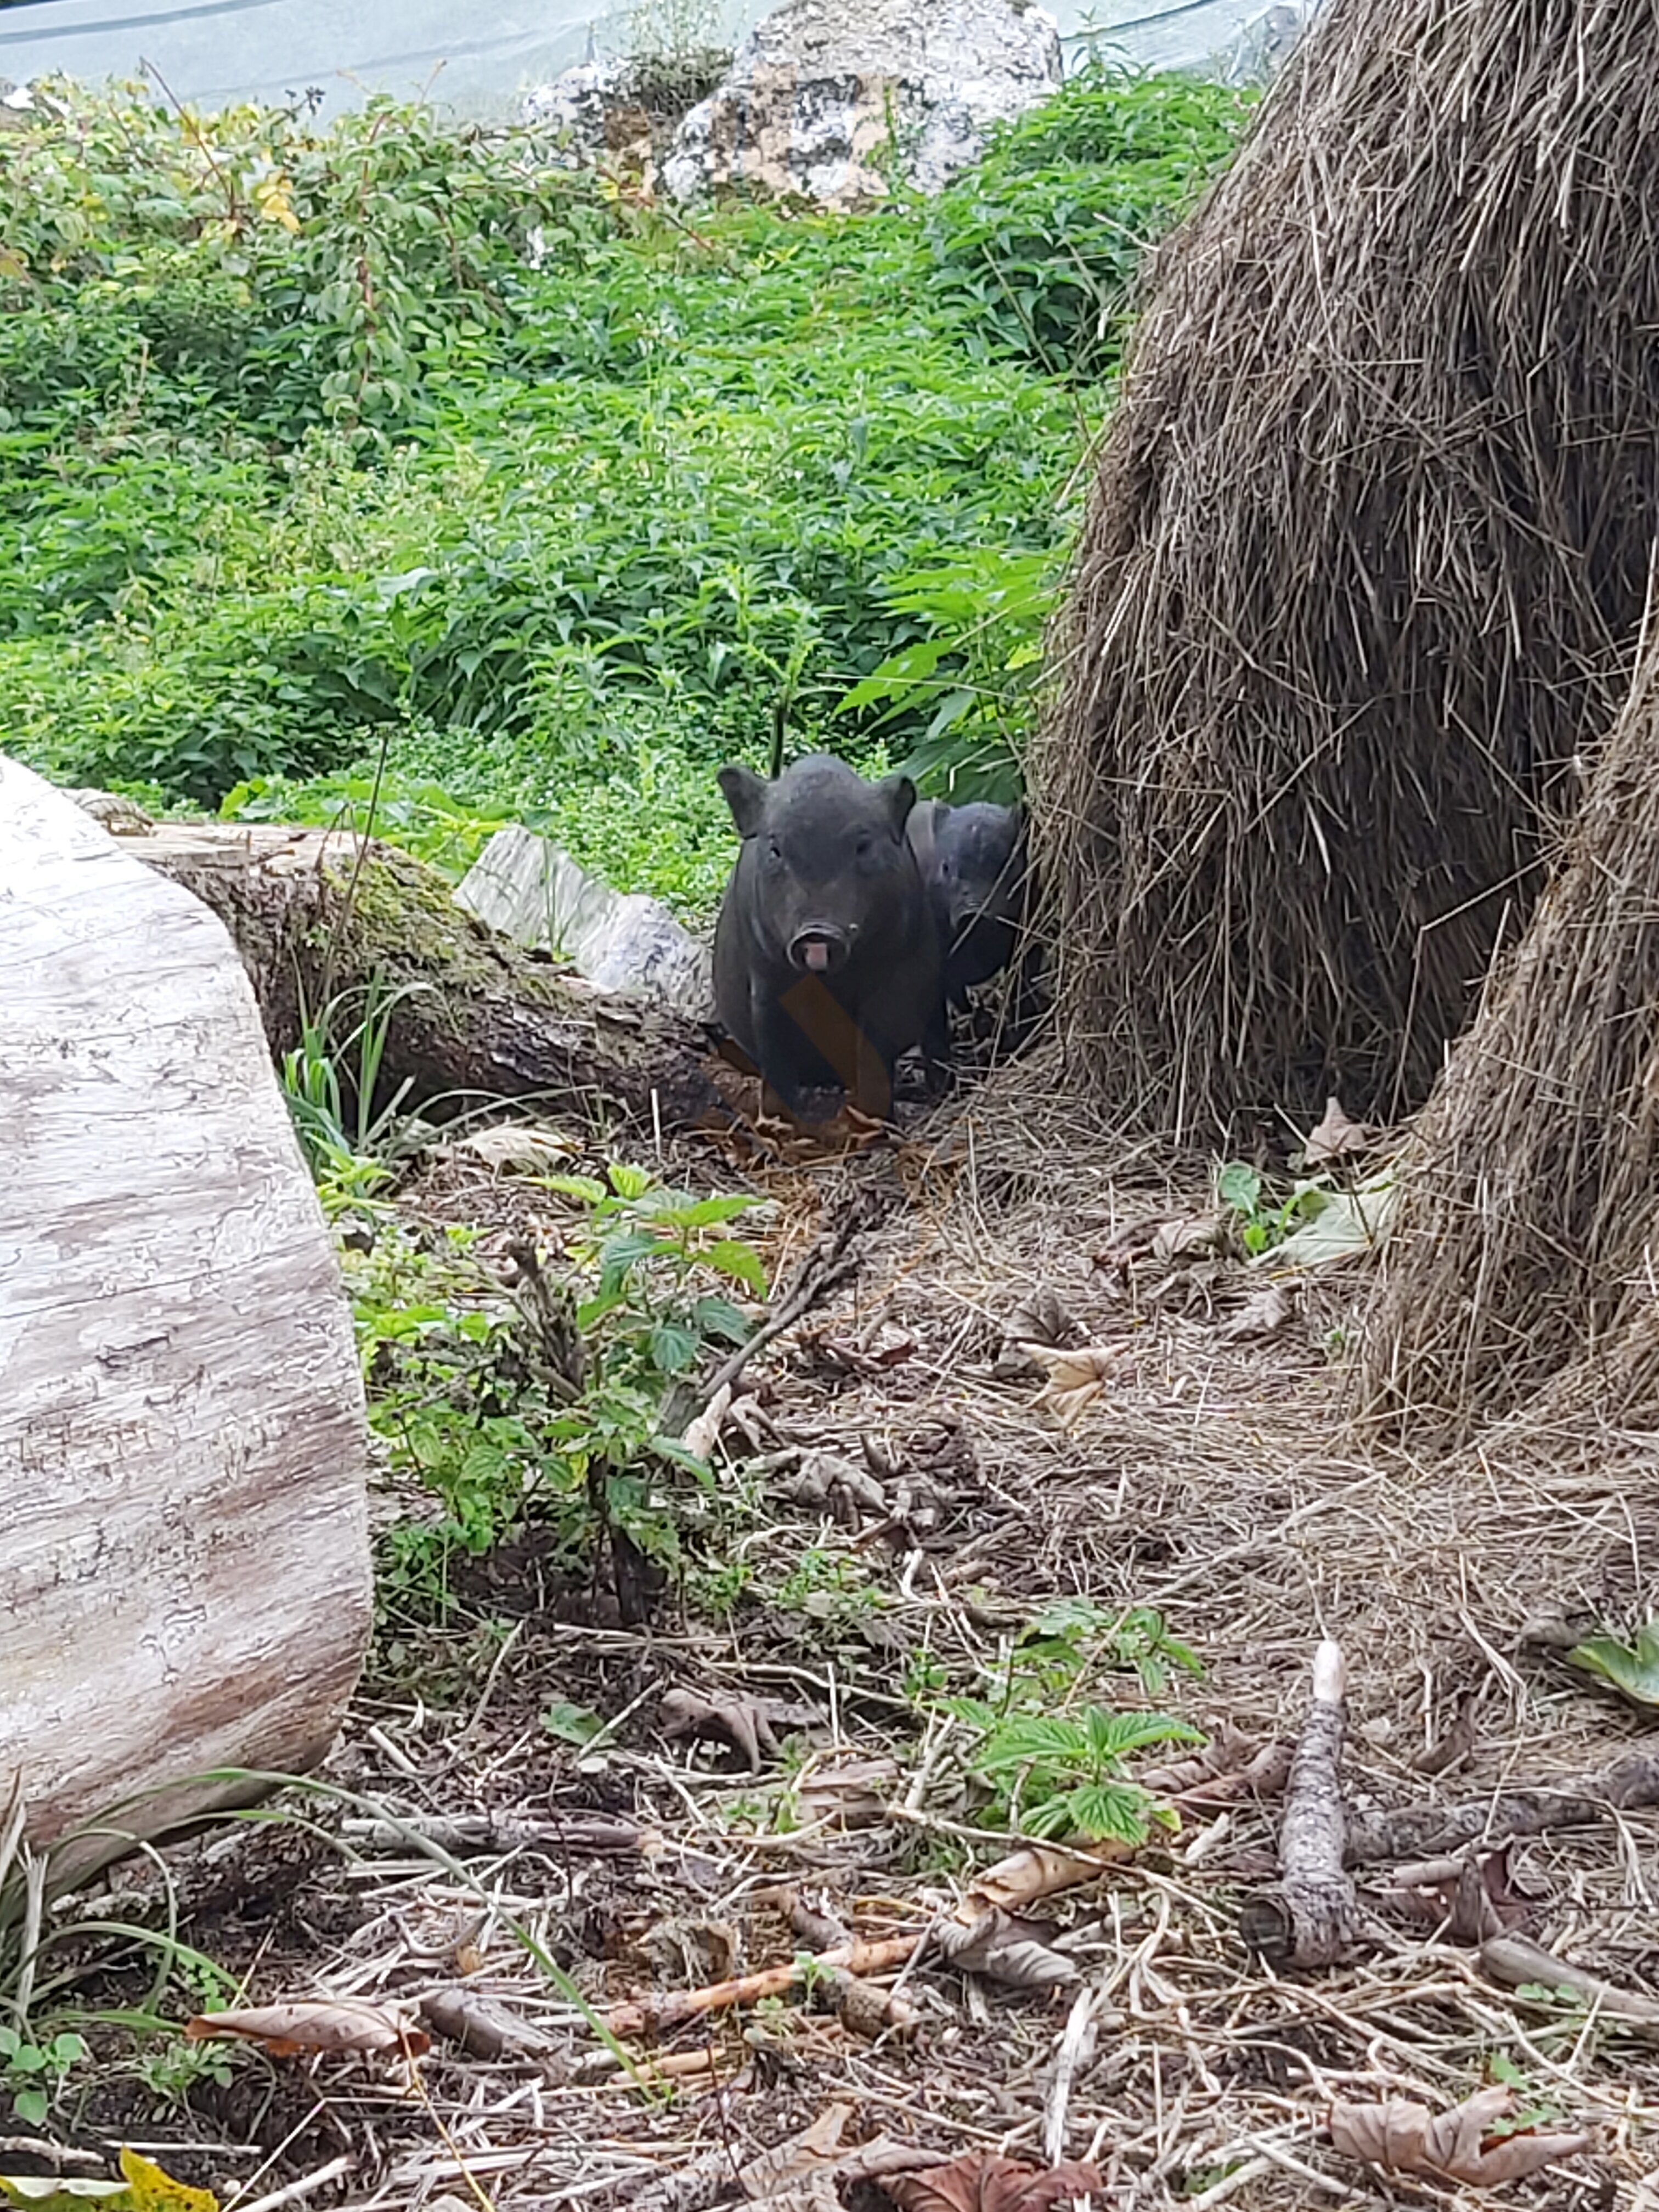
[522,59,657,172]
[662,0,1061,207]
[455,825,714,1020]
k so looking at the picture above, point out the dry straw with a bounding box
[1357,615,1659,1442]
[1035,0,1659,1142]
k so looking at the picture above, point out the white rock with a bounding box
[662,0,1062,207]
[523,59,630,162]
[455,825,714,1020]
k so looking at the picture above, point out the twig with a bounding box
[603,1931,920,2039]
[229,2157,354,2212]
[1346,1747,1659,1863]
[1479,1932,1659,2040]
[1042,1987,1099,2165]
[699,1188,880,1402]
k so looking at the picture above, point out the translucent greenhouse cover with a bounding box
[0,0,1318,118]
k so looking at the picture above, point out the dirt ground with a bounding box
[42,1058,1659,2212]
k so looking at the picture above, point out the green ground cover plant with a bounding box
[0,68,1250,904]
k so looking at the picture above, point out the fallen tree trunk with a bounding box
[127,819,730,1133]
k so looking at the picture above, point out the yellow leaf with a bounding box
[0,2156,214,2212]
[118,2151,218,2212]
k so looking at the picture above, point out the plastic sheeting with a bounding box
[0,0,1321,117]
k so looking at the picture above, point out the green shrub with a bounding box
[0,75,1249,883]
[927,65,1257,380]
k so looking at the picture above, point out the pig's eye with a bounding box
[855,834,874,862]
[765,836,783,866]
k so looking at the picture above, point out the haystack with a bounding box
[1036,0,1659,1138]
[1356,621,1659,1443]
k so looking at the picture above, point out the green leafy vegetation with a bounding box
[0,67,1252,902]
[354,1164,766,1613]
[927,1599,1204,1843]
[0,2024,86,2128]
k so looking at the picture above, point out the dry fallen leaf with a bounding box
[660,1686,817,1771]
[449,1122,581,1172]
[787,1448,888,1526]
[1150,1213,1231,1265]
[933,1906,1079,1992]
[1027,1343,1123,1427]
[818,1325,918,1374]
[185,1999,428,2058]
[681,1382,733,1462]
[1005,1289,1084,1348]
[1221,1282,1293,1341]
[795,1756,901,1831]
[1302,1095,1373,1166]
[1329,2084,1589,2186]
[876,2149,1105,2212]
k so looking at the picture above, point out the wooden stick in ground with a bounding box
[603,1931,920,2040]
[1240,1639,1359,1968]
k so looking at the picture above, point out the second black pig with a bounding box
[713,754,943,1119]
[905,798,1029,1008]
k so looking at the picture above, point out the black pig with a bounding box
[713,755,943,1119]
[906,798,1030,1008]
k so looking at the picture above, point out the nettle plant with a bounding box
[362,1166,767,1611]
[931,1599,1204,1844]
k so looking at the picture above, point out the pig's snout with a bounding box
[789,927,851,975]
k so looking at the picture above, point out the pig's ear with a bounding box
[718,764,769,837]
[877,774,918,836]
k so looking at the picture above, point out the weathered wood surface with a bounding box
[130,819,730,1131]
[0,760,373,1888]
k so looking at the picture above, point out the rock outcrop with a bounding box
[662,0,1062,207]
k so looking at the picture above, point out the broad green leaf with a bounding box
[541,1699,605,1745]
[648,1320,699,1374]
[599,1228,667,1294]
[537,1172,609,1207]
[1567,1623,1659,1709]
[607,1162,655,1200]
[1216,1161,1261,1216]
[691,1293,751,1345]
[1066,1780,1156,1844]
[669,1194,763,1229]
[701,1239,768,1296]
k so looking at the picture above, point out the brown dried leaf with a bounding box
[786,1448,888,1525]
[186,1999,428,2058]
[1329,2086,1589,2185]
[1220,1282,1293,1340]
[877,2150,1105,2212]
[933,1906,1079,1991]
[450,1122,580,1172]
[419,1985,566,2064]
[660,1686,804,1770]
[966,1840,1127,1915]
[1150,1214,1231,1265]
[1005,1290,1084,1348]
[739,2102,852,2200]
[1027,1344,1122,1428]
[795,1756,900,1831]
[1302,1096,1373,1166]
[818,1325,918,1374]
